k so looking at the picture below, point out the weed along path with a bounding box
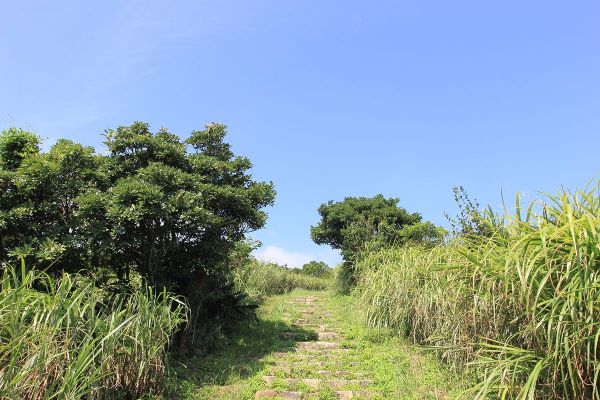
[175,289,465,400]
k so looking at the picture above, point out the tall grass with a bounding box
[355,184,600,399]
[234,259,330,301]
[0,262,188,400]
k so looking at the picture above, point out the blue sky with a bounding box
[1,1,599,267]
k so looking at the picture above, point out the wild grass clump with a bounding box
[0,262,188,400]
[355,184,600,399]
[235,259,330,301]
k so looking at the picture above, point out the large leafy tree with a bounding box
[311,195,421,260]
[300,260,331,277]
[0,131,101,267]
[0,128,42,260]
[310,195,445,289]
[0,123,275,337]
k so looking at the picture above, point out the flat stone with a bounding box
[274,361,341,367]
[327,379,373,388]
[298,341,339,349]
[301,378,321,389]
[280,331,315,340]
[318,332,339,340]
[337,391,354,400]
[295,296,317,301]
[255,390,302,399]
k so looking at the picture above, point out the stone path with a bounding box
[254,295,374,399]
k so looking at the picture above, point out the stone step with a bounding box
[273,361,361,367]
[294,348,355,356]
[270,366,367,378]
[255,390,374,400]
[297,341,339,349]
[336,390,376,399]
[274,352,339,360]
[254,390,302,399]
[263,376,373,389]
[316,370,364,378]
[318,331,339,340]
[294,298,318,303]
[294,319,329,325]
[292,323,332,330]
[280,332,317,340]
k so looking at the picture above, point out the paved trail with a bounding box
[185,290,464,399]
[254,295,374,400]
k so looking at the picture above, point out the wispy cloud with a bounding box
[254,245,339,268]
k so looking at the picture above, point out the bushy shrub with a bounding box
[355,184,600,399]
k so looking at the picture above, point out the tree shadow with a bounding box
[167,317,317,395]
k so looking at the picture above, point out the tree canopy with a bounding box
[0,123,275,334]
[300,260,331,277]
[310,195,446,289]
[310,194,445,260]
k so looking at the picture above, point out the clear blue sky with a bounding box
[1,1,599,267]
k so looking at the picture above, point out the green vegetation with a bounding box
[326,292,468,399]
[164,289,465,399]
[298,260,332,277]
[164,290,317,399]
[310,195,445,291]
[234,259,330,301]
[353,184,600,399]
[0,124,275,399]
[2,124,596,399]
[0,124,274,341]
[0,262,187,399]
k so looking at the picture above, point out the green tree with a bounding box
[310,195,445,290]
[398,221,447,246]
[0,123,275,343]
[0,127,40,170]
[310,195,421,262]
[300,260,331,277]
[81,123,275,329]
[0,128,42,259]
[0,132,101,267]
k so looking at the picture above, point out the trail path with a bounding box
[254,295,373,399]
[180,290,465,399]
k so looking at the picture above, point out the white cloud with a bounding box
[253,245,341,269]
